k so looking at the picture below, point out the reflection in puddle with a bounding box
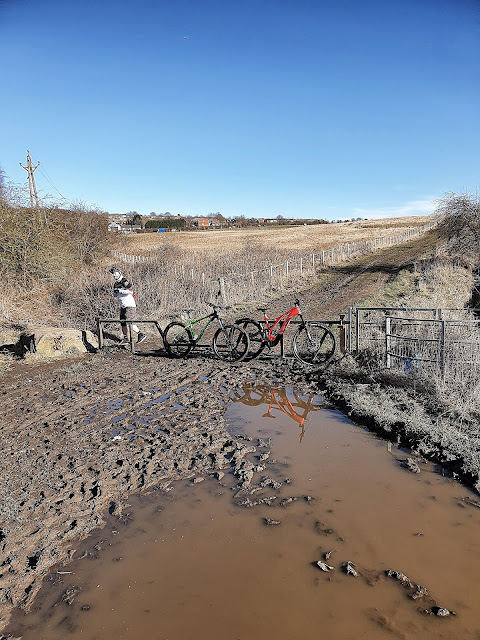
[232,385,325,442]
[6,383,480,640]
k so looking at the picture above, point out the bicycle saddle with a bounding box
[257,307,269,312]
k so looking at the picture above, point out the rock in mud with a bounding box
[411,585,428,600]
[279,497,297,507]
[424,606,456,617]
[316,560,334,572]
[386,570,412,587]
[401,457,421,474]
[20,328,98,358]
[343,561,358,577]
[259,476,282,490]
[61,586,81,606]
[264,518,281,526]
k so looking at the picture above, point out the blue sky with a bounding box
[1,0,479,219]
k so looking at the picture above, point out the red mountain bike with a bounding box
[235,298,336,365]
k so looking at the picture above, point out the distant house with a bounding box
[108,214,127,224]
[108,222,122,232]
[191,217,210,228]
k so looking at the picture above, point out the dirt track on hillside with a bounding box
[0,230,441,632]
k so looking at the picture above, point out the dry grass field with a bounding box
[123,215,433,255]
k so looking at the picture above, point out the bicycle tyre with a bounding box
[212,324,249,362]
[164,322,194,358]
[292,323,336,366]
[235,318,265,359]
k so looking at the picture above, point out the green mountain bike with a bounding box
[164,303,250,363]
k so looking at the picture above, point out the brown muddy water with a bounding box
[6,384,480,640]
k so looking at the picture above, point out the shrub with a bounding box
[0,198,113,286]
[435,192,480,267]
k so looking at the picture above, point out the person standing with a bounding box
[109,266,147,344]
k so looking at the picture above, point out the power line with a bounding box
[29,152,68,202]
[37,166,68,201]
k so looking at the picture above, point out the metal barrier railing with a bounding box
[96,319,164,353]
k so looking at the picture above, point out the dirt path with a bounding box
[0,230,442,632]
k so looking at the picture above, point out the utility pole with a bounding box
[19,150,40,208]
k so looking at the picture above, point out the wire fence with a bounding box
[351,306,480,381]
[113,221,436,305]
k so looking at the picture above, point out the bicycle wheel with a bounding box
[235,318,265,359]
[163,322,194,357]
[292,323,336,366]
[212,324,249,362]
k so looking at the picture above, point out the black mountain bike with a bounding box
[164,303,250,363]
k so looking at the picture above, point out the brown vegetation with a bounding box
[124,215,433,254]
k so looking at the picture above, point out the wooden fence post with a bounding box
[218,278,228,305]
[96,318,104,350]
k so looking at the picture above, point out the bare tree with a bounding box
[435,192,480,266]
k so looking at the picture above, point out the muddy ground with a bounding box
[3,227,472,634]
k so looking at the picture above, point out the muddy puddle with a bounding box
[6,384,480,640]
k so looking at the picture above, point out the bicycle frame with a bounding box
[182,310,221,343]
[263,303,303,347]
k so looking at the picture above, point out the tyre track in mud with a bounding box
[0,350,308,632]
